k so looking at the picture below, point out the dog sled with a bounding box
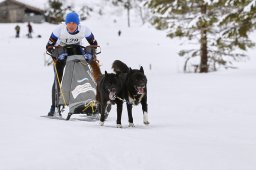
[47,44,101,120]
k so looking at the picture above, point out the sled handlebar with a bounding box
[46,45,101,57]
[64,44,101,55]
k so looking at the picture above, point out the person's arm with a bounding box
[46,25,62,54]
[86,33,98,46]
[46,33,58,54]
[84,32,98,63]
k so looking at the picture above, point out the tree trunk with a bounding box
[127,0,131,27]
[139,7,145,25]
[199,4,208,73]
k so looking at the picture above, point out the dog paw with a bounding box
[99,121,104,126]
[116,124,122,128]
[144,121,150,125]
[128,123,135,127]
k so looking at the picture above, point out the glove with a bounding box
[46,46,54,54]
[58,53,68,60]
[84,53,93,62]
[46,46,57,62]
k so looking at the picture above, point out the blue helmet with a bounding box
[65,12,80,25]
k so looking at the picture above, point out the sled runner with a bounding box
[47,44,101,120]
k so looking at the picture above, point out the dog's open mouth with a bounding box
[109,92,116,100]
[108,89,117,100]
[135,86,145,94]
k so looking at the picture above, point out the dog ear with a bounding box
[129,67,132,72]
[140,66,144,73]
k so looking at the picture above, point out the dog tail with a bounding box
[89,59,102,82]
[112,60,129,74]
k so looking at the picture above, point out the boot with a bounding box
[47,105,55,116]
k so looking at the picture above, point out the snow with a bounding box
[204,0,220,4]
[244,0,256,12]
[0,7,256,170]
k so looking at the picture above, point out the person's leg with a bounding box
[55,60,66,96]
[48,61,66,116]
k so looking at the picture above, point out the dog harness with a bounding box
[128,92,145,105]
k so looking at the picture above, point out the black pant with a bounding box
[16,31,20,38]
[51,60,66,108]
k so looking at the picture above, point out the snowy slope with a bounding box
[0,10,256,170]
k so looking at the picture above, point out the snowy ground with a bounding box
[0,14,256,170]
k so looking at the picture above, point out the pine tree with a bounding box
[147,0,255,72]
[45,0,66,24]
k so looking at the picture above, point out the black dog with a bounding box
[96,71,123,126]
[112,60,149,127]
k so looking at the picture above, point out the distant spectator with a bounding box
[118,30,121,37]
[27,22,33,38]
[15,25,20,38]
